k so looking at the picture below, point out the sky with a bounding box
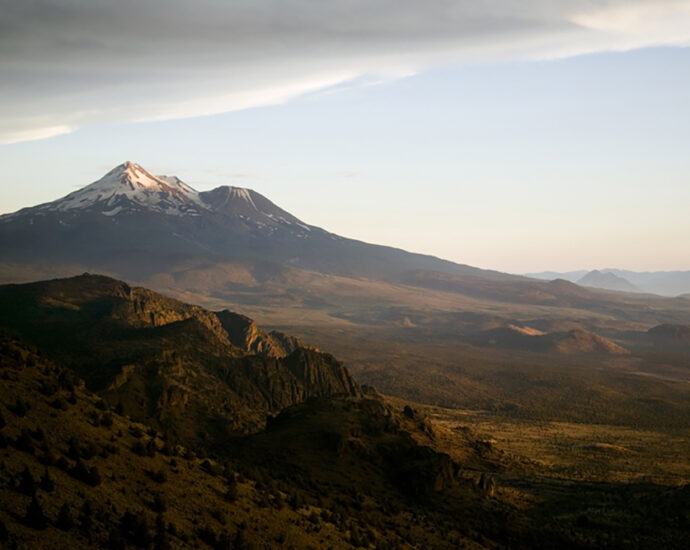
[1,0,690,273]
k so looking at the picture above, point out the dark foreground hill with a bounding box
[0,277,688,548]
[0,334,512,549]
[0,274,358,445]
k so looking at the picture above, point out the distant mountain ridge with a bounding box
[576,270,638,293]
[526,268,690,297]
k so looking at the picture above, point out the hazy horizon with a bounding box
[2,1,690,273]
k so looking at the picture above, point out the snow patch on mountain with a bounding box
[44,161,207,217]
[230,187,257,210]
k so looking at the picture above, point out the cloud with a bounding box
[2,0,690,144]
[0,125,74,145]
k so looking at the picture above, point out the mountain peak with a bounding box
[109,161,157,185]
[43,161,205,217]
[206,185,259,209]
[199,184,310,229]
[103,161,171,190]
[577,270,638,293]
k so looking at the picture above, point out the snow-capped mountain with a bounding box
[1,161,318,239]
[41,162,206,217]
[0,161,495,285]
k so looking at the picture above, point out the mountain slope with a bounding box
[2,330,687,549]
[0,274,359,445]
[0,161,498,283]
[2,162,689,336]
[0,333,509,550]
[0,335,367,549]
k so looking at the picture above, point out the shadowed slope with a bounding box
[0,274,359,445]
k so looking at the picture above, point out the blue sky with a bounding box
[2,1,689,273]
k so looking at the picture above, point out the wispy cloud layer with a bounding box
[2,0,689,144]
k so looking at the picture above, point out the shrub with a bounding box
[201,459,222,475]
[30,427,46,441]
[67,437,97,460]
[39,470,55,492]
[38,380,57,397]
[308,511,320,525]
[9,398,29,417]
[146,469,167,483]
[108,528,127,550]
[154,514,172,550]
[50,397,69,410]
[56,503,74,531]
[224,480,238,502]
[38,450,58,466]
[120,510,152,548]
[160,434,178,457]
[131,440,146,456]
[69,459,102,486]
[146,439,157,457]
[13,429,35,453]
[150,492,167,513]
[130,426,144,438]
[58,370,76,391]
[197,525,220,548]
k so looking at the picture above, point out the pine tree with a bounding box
[146,438,157,457]
[234,527,249,550]
[225,474,238,502]
[0,518,7,542]
[16,466,36,495]
[79,500,93,540]
[24,495,47,530]
[154,514,172,550]
[56,503,74,531]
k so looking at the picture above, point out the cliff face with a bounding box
[216,310,311,358]
[0,274,360,445]
[282,348,359,398]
